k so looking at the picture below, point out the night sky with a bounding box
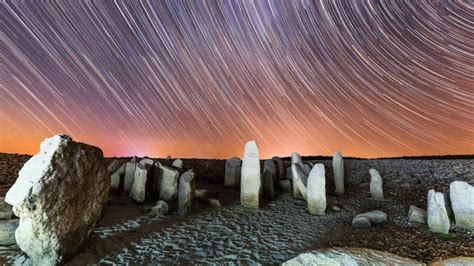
[1,1,473,159]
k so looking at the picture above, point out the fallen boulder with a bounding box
[408,205,427,224]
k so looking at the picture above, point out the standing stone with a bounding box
[0,219,19,245]
[303,164,311,176]
[178,170,195,215]
[264,160,276,181]
[332,151,344,196]
[307,164,326,215]
[110,173,121,194]
[129,164,148,203]
[286,167,292,180]
[408,205,427,224]
[240,140,261,209]
[278,179,292,192]
[5,135,109,264]
[449,181,474,230]
[427,189,450,234]
[130,156,138,163]
[369,169,383,199]
[139,158,154,166]
[291,152,302,165]
[157,163,180,201]
[224,157,241,187]
[263,170,275,199]
[292,163,308,200]
[272,156,284,180]
[107,159,121,173]
[172,159,183,169]
[124,162,137,192]
[0,197,13,220]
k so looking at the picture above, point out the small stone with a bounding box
[0,197,13,220]
[149,200,168,217]
[129,164,148,203]
[178,170,195,215]
[171,159,183,169]
[352,215,371,228]
[408,205,427,224]
[277,179,291,192]
[358,210,388,225]
[332,151,344,196]
[0,219,19,245]
[224,157,241,187]
[240,140,261,209]
[427,189,450,234]
[123,162,137,192]
[307,164,326,215]
[209,198,221,208]
[449,181,474,230]
[369,169,384,199]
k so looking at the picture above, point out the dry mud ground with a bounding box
[0,153,473,264]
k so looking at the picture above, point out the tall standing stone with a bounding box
[291,152,302,165]
[240,140,261,209]
[224,157,241,187]
[332,151,344,196]
[156,163,180,201]
[110,164,125,194]
[449,181,474,230]
[264,159,276,181]
[292,163,308,200]
[263,170,275,199]
[178,170,195,215]
[307,164,326,215]
[272,156,284,180]
[5,135,109,264]
[369,169,383,199]
[124,162,137,192]
[129,164,148,203]
[427,189,450,234]
[107,159,121,173]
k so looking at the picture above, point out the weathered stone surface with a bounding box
[5,134,109,264]
[130,156,138,163]
[369,169,384,199]
[178,170,195,216]
[352,215,371,228]
[271,156,284,180]
[148,200,169,217]
[303,164,311,176]
[449,181,474,230]
[124,162,137,192]
[263,160,276,181]
[409,205,427,224]
[286,167,292,180]
[130,164,148,203]
[283,248,423,265]
[430,257,474,266]
[356,210,388,225]
[0,219,19,246]
[172,159,183,169]
[224,157,241,187]
[292,163,308,200]
[110,173,121,194]
[107,159,121,173]
[291,152,302,165]
[332,150,344,196]
[307,164,326,215]
[263,170,275,199]
[278,179,292,192]
[427,189,450,234]
[139,158,154,166]
[0,197,13,220]
[157,163,180,201]
[240,140,261,209]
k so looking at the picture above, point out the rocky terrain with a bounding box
[0,152,473,264]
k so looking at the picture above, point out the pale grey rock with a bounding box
[107,159,121,173]
[0,219,19,246]
[263,160,276,181]
[369,169,384,199]
[431,257,474,266]
[178,170,195,216]
[356,210,388,225]
[139,158,154,166]
[292,163,308,200]
[110,173,121,194]
[278,179,292,192]
[263,170,275,199]
[172,159,183,169]
[114,164,125,175]
[224,157,241,187]
[124,162,137,192]
[427,189,450,234]
[5,134,109,264]
[157,163,180,201]
[449,181,474,230]
[149,200,169,217]
[271,156,284,180]
[129,164,148,203]
[307,164,326,215]
[332,150,344,196]
[240,140,261,209]
[130,157,138,163]
[0,197,13,220]
[408,205,427,224]
[352,215,371,228]
[291,152,302,165]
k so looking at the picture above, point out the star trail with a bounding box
[1,0,473,158]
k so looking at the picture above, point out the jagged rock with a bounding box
[107,159,121,173]
[263,170,275,199]
[449,181,474,230]
[352,215,371,228]
[278,179,292,192]
[332,151,344,195]
[271,156,284,180]
[0,197,13,220]
[291,152,302,165]
[172,159,183,169]
[130,156,138,163]
[224,157,241,187]
[357,210,388,225]
[307,164,326,215]
[263,160,276,181]
[148,200,169,217]
[178,170,195,215]
[156,162,180,201]
[5,135,109,264]
[139,158,154,166]
[369,169,384,199]
[0,219,19,246]
[408,205,427,224]
[292,163,308,200]
[124,162,137,192]
[130,164,148,203]
[283,248,423,265]
[240,140,261,209]
[427,189,450,234]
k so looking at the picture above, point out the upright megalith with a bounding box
[110,164,125,194]
[107,159,121,173]
[427,189,450,234]
[178,170,195,215]
[124,162,137,192]
[292,163,308,200]
[240,140,261,208]
[5,135,109,264]
[130,164,148,203]
[449,181,474,230]
[369,169,383,199]
[263,170,275,199]
[156,162,180,201]
[291,152,302,165]
[224,157,241,187]
[264,159,276,181]
[332,151,344,195]
[307,164,326,215]
[272,156,284,180]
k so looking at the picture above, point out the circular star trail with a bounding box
[1,0,473,158]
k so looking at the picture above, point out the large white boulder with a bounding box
[271,156,284,180]
[240,140,261,208]
[156,162,180,201]
[5,135,109,264]
[178,170,195,215]
[427,189,450,234]
[449,181,474,230]
[224,157,241,187]
[123,162,137,192]
[369,169,383,199]
[332,151,344,196]
[307,164,326,215]
[129,164,148,203]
